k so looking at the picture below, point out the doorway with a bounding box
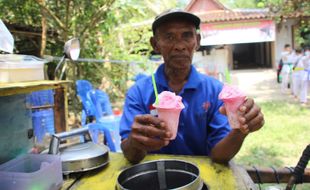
[232,42,272,69]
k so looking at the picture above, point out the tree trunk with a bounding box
[35,0,66,32]
[40,0,47,57]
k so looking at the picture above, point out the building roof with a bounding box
[196,9,270,23]
[4,22,58,37]
[185,0,271,23]
[185,0,228,12]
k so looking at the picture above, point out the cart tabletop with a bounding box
[63,152,257,190]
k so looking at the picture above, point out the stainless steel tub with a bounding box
[117,159,205,190]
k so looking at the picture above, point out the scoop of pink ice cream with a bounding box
[154,91,184,109]
[218,85,246,129]
[153,91,184,140]
[218,85,246,103]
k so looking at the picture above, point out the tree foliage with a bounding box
[262,0,310,47]
[0,0,42,55]
[0,0,179,111]
[76,0,178,103]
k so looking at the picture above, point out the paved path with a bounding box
[230,69,309,106]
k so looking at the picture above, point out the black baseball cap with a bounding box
[152,9,201,34]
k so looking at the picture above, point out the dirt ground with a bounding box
[230,68,310,107]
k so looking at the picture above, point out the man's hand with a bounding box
[238,98,264,134]
[219,98,264,134]
[212,98,264,164]
[121,114,171,163]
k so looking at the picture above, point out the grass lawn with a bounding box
[235,101,310,190]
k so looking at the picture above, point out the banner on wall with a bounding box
[200,20,275,46]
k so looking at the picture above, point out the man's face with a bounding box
[151,19,200,73]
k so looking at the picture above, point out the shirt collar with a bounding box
[155,63,201,90]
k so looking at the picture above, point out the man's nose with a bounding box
[173,40,186,51]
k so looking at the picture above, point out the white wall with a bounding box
[192,48,229,75]
[274,19,297,67]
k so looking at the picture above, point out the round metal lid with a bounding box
[47,128,110,174]
[59,142,109,162]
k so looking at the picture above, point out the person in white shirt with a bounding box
[299,47,310,104]
[280,44,293,93]
[291,49,303,97]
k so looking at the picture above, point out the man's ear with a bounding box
[150,36,160,54]
[195,33,201,51]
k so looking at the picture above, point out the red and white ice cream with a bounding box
[219,85,246,129]
[153,91,185,140]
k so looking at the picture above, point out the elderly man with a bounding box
[119,9,264,164]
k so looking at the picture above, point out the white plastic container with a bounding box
[0,154,63,190]
[0,54,46,83]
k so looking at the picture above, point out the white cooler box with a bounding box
[0,154,63,190]
[0,54,46,83]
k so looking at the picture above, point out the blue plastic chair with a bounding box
[88,89,113,120]
[87,89,122,152]
[87,121,121,152]
[76,80,95,125]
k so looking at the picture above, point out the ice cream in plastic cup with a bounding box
[218,85,246,129]
[153,91,184,140]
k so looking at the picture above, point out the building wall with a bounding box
[274,19,298,68]
[195,18,297,71]
[193,47,229,76]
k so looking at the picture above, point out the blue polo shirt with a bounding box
[120,64,231,156]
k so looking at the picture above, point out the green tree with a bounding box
[77,0,178,103]
[0,0,179,110]
[262,0,310,47]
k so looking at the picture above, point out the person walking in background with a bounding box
[291,49,303,98]
[280,44,293,93]
[299,47,310,105]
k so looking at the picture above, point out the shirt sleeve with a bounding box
[119,85,146,140]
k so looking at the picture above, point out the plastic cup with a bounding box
[156,107,183,140]
[223,97,246,129]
